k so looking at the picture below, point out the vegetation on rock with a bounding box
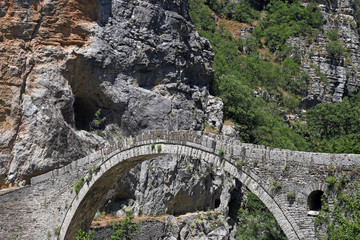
[189,0,360,239]
[315,179,360,240]
[190,0,360,154]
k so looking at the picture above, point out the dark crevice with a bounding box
[228,179,242,221]
[31,9,43,40]
[214,198,221,208]
[73,97,98,131]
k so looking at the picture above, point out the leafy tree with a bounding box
[326,41,345,60]
[189,0,216,32]
[244,36,258,54]
[306,98,360,140]
[110,211,140,240]
[236,191,287,240]
[224,0,260,24]
[259,0,322,52]
[305,97,360,153]
[206,0,222,12]
[317,134,360,154]
[215,74,260,142]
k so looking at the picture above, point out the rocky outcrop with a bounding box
[102,156,236,217]
[0,0,222,185]
[0,0,234,238]
[0,0,107,186]
[91,211,235,240]
[289,0,360,108]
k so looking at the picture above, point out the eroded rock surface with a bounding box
[0,0,221,185]
[289,0,360,108]
[0,0,234,238]
[102,156,236,217]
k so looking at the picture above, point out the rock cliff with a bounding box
[0,0,222,186]
[289,0,360,108]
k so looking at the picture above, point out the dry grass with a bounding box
[91,211,209,229]
[224,120,235,126]
[91,215,167,228]
[216,17,252,39]
[204,124,218,134]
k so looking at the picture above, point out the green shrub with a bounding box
[327,165,336,171]
[270,181,282,191]
[224,1,260,24]
[218,149,225,157]
[53,227,60,236]
[91,109,106,130]
[111,210,139,240]
[74,177,85,193]
[260,0,322,52]
[244,36,258,54]
[327,28,338,41]
[326,176,336,188]
[353,0,360,34]
[157,145,162,152]
[315,182,360,239]
[92,164,101,173]
[86,174,92,183]
[287,192,296,200]
[75,230,95,240]
[326,41,345,59]
[236,192,286,239]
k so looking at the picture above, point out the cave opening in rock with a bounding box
[73,97,97,131]
[307,190,324,211]
[214,198,221,208]
[64,55,109,131]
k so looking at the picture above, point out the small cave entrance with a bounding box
[73,97,98,131]
[308,190,324,211]
[63,55,110,132]
[214,199,221,208]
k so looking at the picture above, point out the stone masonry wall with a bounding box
[0,131,359,240]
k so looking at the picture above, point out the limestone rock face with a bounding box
[0,0,221,185]
[0,0,108,185]
[288,0,360,108]
[103,156,235,217]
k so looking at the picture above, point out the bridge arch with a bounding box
[59,131,301,240]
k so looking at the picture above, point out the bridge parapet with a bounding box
[31,130,360,187]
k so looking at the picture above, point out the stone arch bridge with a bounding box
[1,130,359,240]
